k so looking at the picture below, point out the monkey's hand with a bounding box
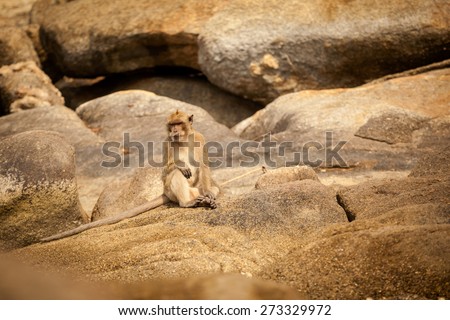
[178,167,192,179]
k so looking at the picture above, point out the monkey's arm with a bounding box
[175,162,191,179]
[41,194,170,243]
[163,140,191,179]
[168,160,192,179]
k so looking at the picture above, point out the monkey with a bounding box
[40,110,220,243]
[163,110,219,208]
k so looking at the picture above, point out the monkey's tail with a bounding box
[220,166,266,187]
[40,194,170,243]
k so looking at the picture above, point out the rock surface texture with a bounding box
[0,0,448,301]
[6,148,449,299]
[0,131,86,250]
[0,27,40,67]
[76,90,239,154]
[263,148,450,299]
[61,74,262,128]
[233,68,450,170]
[31,0,225,76]
[0,61,64,115]
[31,0,449,102]
[0,0,37,28]
[199,0,450,102]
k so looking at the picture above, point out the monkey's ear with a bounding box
[189,114,194,124]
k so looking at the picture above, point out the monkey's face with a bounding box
[168,122,187,141]
[167,111,194,142]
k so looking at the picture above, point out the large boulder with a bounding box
[0,61,64,115]
[8,178,346,282]
[233,69,450,170]
[30,1,449,104]
[0,105,112,213]
[206,180,348,234]
[337,177,450,222]
[262,223,450,299]
[0,131,87,250]
[31,0,225,77]
[0,105,103,171]
[263,148,450,299]
[61,73,262,128]
[199,0,450,103]
[337,147,450,222]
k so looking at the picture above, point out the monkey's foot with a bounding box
[202,191,216,200]
[195,196,217,209]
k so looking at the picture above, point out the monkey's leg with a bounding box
[168,170,202,208]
